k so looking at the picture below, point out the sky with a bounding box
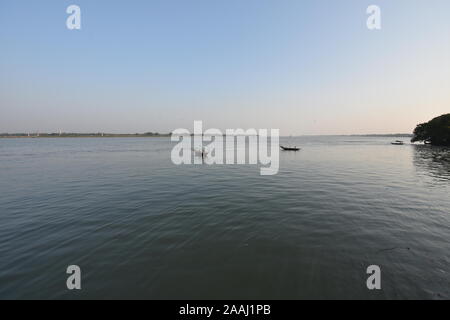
[1,0,449,135]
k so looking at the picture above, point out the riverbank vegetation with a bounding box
[411,114,450,146]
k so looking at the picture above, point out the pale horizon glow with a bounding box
[1,0,449,135]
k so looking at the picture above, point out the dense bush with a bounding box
[411,114,450,146]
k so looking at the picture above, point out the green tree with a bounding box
[411,113,450,146]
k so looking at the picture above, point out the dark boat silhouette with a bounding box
[280,146,300,151]
[391,140,404,145]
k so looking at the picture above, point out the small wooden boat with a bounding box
[391,140,404,145]
[280,146,301,151]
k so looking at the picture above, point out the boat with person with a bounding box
[391,140,404,145]
[280,146,301,151]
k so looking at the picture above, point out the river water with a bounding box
[0,136,449,299]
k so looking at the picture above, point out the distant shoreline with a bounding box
[0,133,413,139]
[0,133,170,139]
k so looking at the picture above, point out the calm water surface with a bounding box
[0,136,449,299]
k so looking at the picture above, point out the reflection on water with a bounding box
[413,145,450,182]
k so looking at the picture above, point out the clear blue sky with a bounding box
[1,0,449,134]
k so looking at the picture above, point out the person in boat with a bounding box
[201,148,208,159]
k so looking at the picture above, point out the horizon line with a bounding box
[0,132,413,137]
